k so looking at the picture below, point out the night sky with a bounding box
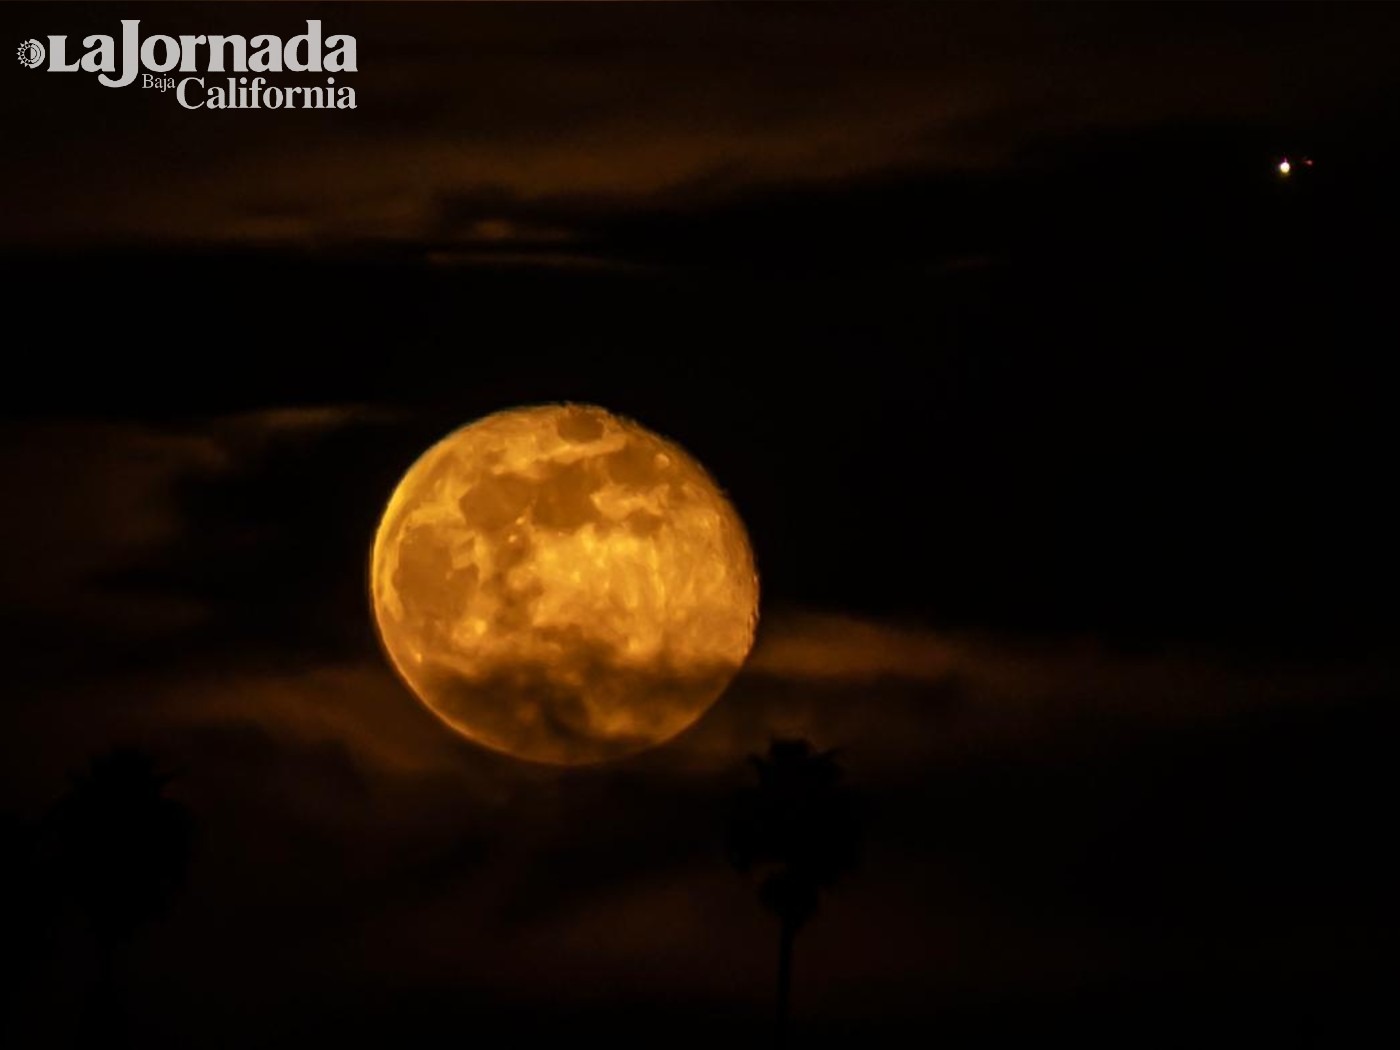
[2,4,1397,1048]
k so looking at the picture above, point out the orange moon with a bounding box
[370,404,759,764]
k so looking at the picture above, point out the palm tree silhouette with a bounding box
[728,739,861,1050]
[45,747,195,1046]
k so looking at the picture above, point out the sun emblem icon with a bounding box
[17,39,45,69]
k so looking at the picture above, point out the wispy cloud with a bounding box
[6,5,1395,247]
[0,408,396,638]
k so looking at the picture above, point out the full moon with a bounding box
[371,404,759,764]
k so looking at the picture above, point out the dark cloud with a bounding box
[4,3,1400,248]
[0,408,403,673]
[0,421,224,635]
[3,603,1392,1044]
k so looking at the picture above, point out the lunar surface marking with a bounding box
[371,405,759,764]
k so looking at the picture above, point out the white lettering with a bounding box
[177,36,206,72]
[80,35,114,74]
[177,76,205,108]
[34,19,359,106]
[46,35,82,72]
[285,21,321,72]
[139,34,180,73]
[206,35,247,72]
[247,36,280,72]
[98,20,140,88]
[324,31,356,72]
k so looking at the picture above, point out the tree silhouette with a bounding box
[728,739,861,1050]
[45,748,195,1046]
